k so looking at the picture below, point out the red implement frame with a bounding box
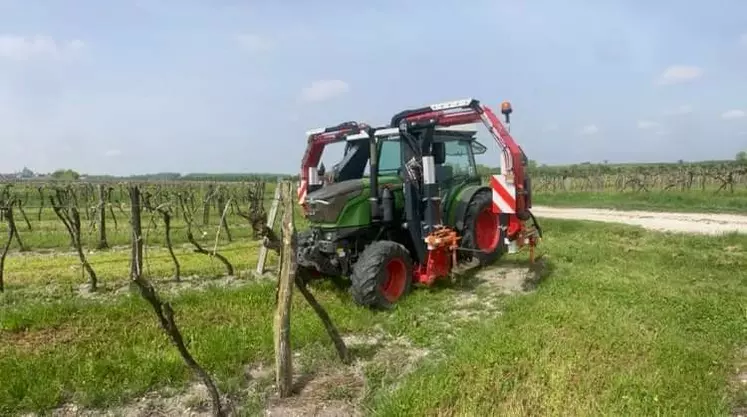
[394,98,538,284]
[297,121,371,208]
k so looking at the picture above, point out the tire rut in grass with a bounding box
[446,258,547,323]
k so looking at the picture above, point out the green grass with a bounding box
[1,219,746,416]
[533,190,747,213]
[369,220,747,416]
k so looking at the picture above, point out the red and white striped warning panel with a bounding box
[490,174,516,214]
[297,180,307,204]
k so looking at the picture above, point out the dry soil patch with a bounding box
[263,330,430,417]
[20,383,232,417]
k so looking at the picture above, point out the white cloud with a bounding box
[236,33,273,53]
[740,33,747,47]
[656,65,703,85]
[0,35,85,61]
[664,105,693,116]
[579,124,599,135]
[104,149,122,157]
[298,79,350,103]
[721,109,746,120]
[637,120,661,130]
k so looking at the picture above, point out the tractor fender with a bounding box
[448,185,491,232]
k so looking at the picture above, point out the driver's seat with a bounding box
[436,164,453,184]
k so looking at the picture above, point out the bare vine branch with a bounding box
[128,185,225,417]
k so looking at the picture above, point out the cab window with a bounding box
[378,138,401,176]
[443,140,474,176]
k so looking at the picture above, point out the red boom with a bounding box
[393,98,537,285]
[298,122,371,206]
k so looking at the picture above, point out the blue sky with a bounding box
[1,0,746,176]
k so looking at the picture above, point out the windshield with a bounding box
[316,140,371,182]
[374,133,478,179]
[317,142,347,173]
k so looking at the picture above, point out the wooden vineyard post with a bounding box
[129,185,143,280]
[274,181,295,397]
[256,179,282,276]
[272,181,350,397]
[97,184,109,250]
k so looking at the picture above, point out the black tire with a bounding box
[461,190,506,266]
[350,240,413,309]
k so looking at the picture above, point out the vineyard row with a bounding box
[0,182,274,292]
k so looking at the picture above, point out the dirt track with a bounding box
[530,206,747,235]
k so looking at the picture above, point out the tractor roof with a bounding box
[373,125,477,140]
[435,123,478,133]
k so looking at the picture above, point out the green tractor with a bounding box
[296,98,541,309]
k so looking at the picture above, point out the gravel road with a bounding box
[530,206,747,235]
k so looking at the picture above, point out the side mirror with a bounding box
[432,142,446,164]
[471,140,487,155]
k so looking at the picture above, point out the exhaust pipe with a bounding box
[368,131,381,221]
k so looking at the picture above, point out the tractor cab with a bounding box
[373,124,489,186]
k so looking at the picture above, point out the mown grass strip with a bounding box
[534,190,747,214]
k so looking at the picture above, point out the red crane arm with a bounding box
[391,99,527,215]
[298,121,371,203]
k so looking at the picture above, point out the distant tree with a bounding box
[737,151,747,162]
[51,169,81,180]
[474,164,494,176]
[19,167,34,178]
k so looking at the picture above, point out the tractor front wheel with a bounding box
[350,241,413,309]
[461,191,506,266]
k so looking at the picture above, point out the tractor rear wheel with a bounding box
[461,190,506,266]
[350,241,413,309]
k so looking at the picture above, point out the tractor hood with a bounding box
[307,179,367,202]
[304,179,368,224]
[304,176,403,226]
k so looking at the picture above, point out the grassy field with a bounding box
[533,190,747,214]
[2,179,746,259]
[1,218,745,416]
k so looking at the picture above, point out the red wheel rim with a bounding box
[475,207,500,252]
[381,258,407,302]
